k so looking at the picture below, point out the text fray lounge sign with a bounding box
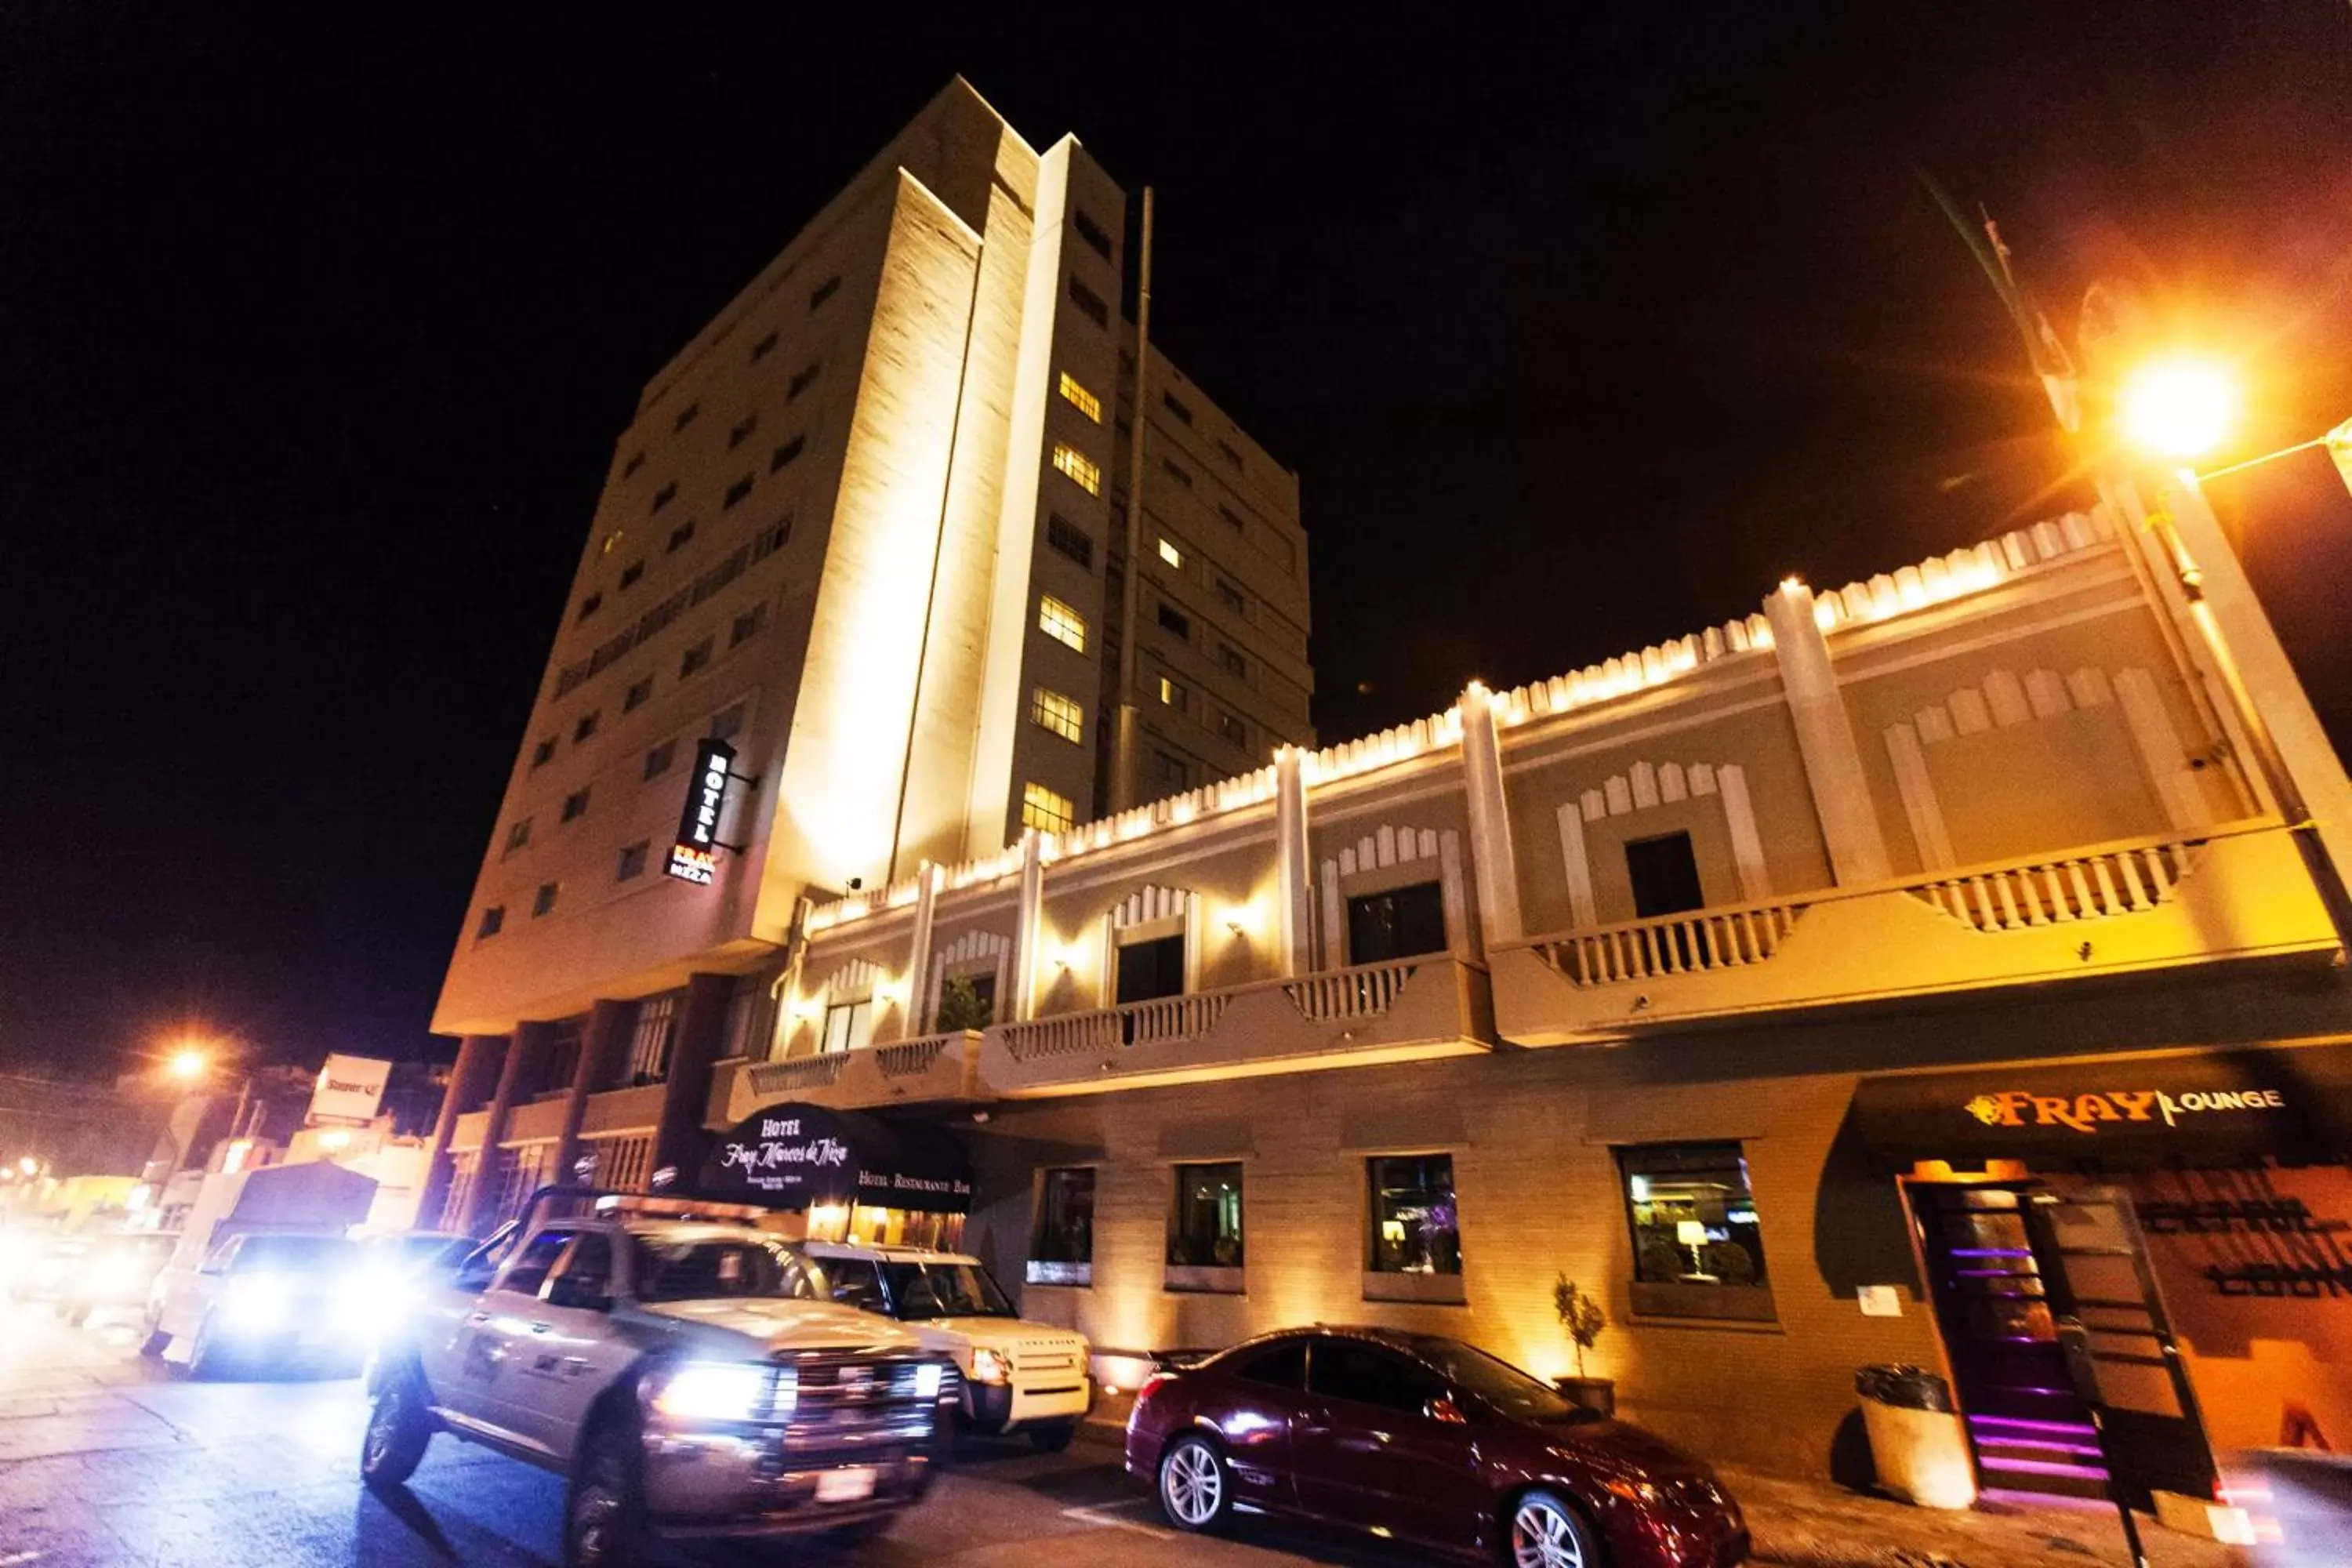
[666,738,735,885]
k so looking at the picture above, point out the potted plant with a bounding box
[1552,1274,1613,1416]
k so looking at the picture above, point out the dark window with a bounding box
[1347,880,1447,964]
[550,1232,613,1301]
[1620,1142,1768,1290]
[531,882,559,917]
[1161,456,1192,488]
[710,702,746,743]
[561,788,590,823]
[937,971,996,1029]
[672,403,699,434]
[729,604,766,646]
[542,1020,583,1091]
[770,436,805,473]
[1046,514,1094,569]
[1218,641,1247,677]
[1216,503,1247,532]
[643,741,677,780]
[1068,276,1109,328]
[578,592,603,622]
[1071,208,1112,260]
[723,475,753,510]
[1218,439,1243,472]
[1233,1340,1308,1391]
[619,560,644,590]
[752,518,791,560]
[616,841,649,881]
[666,520,695,553]
[623,677,652,712]
[1625,830,1705,917]
[1216,579,1247,617]
[498,1229,575,1298]
[827,1258,887,1312]
[1149,748,1189,792]
[728,413,756,449]
[788,363,821,400]
[1216,711,1247,748]
[476,905,505,938]
[573,711,600,743]
[1161,390,1193,426]
[1156,602,1190,639]
[1031,1168,1095,1266]
[622,451,645,478]
[652,481,677,514]
[505,818,532,852]
[531,737,557,769]
[680,637,713,678]
[1168,1162,1243,1268]
[1116,933,1185,1004]
[1308,1338,1443,1414]
[1368,1155,1461,1274]
[808,275,840,311]
[750,329,779,362]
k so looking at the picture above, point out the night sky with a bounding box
[5,8,2351,1077]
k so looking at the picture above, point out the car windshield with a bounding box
[237,1236,358,1272]
[1414,1340,1592,1425]
[630,1235,827,1303]
[879,1261,1014,1319]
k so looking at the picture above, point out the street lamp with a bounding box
[2118,355,2238,462]
[168,1045,209,1083]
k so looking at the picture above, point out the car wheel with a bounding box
[1157,1434,1232,1533]
[64,1305,89,1329]
[564,1419,651,1568]
[184,1312,223,1379]
[361,1364,432,1490]
[1505,1488,1599,1568]
[1029,1421,1077,1454]
[138,1303,169,1359]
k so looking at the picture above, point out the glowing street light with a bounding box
[16,1156,38,1178]
[169,1045,211,1082]
[2118,355,2238,461]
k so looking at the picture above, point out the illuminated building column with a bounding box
[1012,830,1044,1021]
[652,973,736,1189]
[903,864,942,1038]
[418,1033,505,1231]
[1764,580,1892,884]
[553,999,633,1190]
[1458,683,1524,951]
[1274,748,1312,977]
[459,1020,550,1234]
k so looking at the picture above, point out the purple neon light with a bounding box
[1980,1455,2111,1480]
[1977,1436,2103,1457]
[1947,1248,2034,1258]
[1972,1414,2099,1437]
[1978,1488,2115,1514]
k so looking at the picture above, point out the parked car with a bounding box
[805,1241,1092,1451]
[365,1192,960,1568]
[60,1230,179,1326]
[1126,1326,1748,1567]
[145,1230,366,1377]
[8,1234,89,1308]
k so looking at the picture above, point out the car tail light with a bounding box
[1135,1371,1175,1404]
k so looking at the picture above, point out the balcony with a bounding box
[713,1031,986,1123]
[1492,820,2341,1046]
[978,955,1496,1097]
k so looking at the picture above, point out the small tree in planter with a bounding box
[1552,1275,1614,1416]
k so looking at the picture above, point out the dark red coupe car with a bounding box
[1125,1327,1748,1567]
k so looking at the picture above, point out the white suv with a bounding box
[805,1243,1091,1451]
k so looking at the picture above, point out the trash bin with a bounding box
[1856,1364,1976,1509]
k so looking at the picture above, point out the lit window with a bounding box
[532,882,560,917]
[616,841,649,881]
[1367,1155,1461,1275]
[1022,782,1076,833]
[1037,594,1087,652]
[1157,537,1183,569]
[1030,687,1084,743]
[476,905,505,939]
[1619,1142,1774,1320]
[1058,371,1102,423]
[1051,443,1102,495]
[820,998,873,1055]
[1168,1162,1243,1269]
[1159,676,1188,711]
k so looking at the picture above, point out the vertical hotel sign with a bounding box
[666,739,735,885]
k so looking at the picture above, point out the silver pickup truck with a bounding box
[361,1192,958,1568]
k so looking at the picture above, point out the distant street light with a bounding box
[17,1156,38,1178]
[168,1045,210,1083]
[2119,354,2238,461]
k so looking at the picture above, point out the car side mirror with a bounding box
[548,1276,612,1312]
[1425,1394,1468,1425]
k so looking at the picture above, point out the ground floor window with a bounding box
[1367,1154,1461,1273]
[1167,1161,1244,1288]
[1028,1167,1096,1287]
[1617,1141,1775,1321]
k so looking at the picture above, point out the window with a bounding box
[1028,1167,1095,1285]
[623,676,652,712]
[643,740,677,780]
[1367,1155,1461,1275]
[936,971,995,1030]
[1215,711,1247,749]
[561,787,590,823]
[728,413,756,449]
[1116,933,1185,1004]
[1051,442,1102,495]
[1348,881,1447,964]
[1168,1162,1243,1269]
[787,362,821,400]
[1216,579,1247,617]
[1157,536,1183,569]
[651,481,677,514]
[666,520,695,553]
[1216,503,1247,533]
[1160,390,1193,425]
[628,993,678,1083]
[1161,456,1192,488]
[531,737,557,769]
[1030,687,1084,743]
[1156,602,1190,640]
[819,998,873,1055]
[752,517,791,560]
[1045,514,1094,569]
[723,475,753,510]
[730,603,768,646]
[827,1257,887,1311]
[1309,1338,1444,1414]
[1218,439,1243,473]
[750,329,779,362]
[1067,276,1109,328]
[672,403,700,434]
[476,905,505,939]
[578,592,603,622]
[1625,831,1706,917]
[1037,594,1087,652]
[1070,208,1112,261]
[1234,1341,1307,1391]
[1021,782,1076,833]
[619,560,644,590]
[549,1231,614,1300]
[1057,370,1102,423]
[499,1229,575,1298]
[1217,641,1247,677]
[616,841,649,881]
[573,711,600,743]
[1149,749,1189,792]
[532,882,560,917]
[680,637,713,678]
[1619,1142,1773,1319]
[1158,675,1189,711]
[505,818,533,853]
[808,274,840,310]
[710,702,746,743]
[769,435,805,472]
[622,451,645,478]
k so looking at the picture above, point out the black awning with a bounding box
[696,1102,973,1213]
[1850,1045,2352,1171]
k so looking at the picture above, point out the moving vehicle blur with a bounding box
[59,1229,179,1326]
[147,1230,366,1377]
[7,1232,89,1308]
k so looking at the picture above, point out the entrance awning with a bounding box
[1850,1045,2352,1170]
[696,1102,972,1213]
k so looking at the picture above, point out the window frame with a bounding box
[1026,1166,1097,1287]
[1029,686,1084,744]
[1036,593,1087,653]
[1616,1141,1776,1323]
[1165,1160,1245,1292]
[1363,1152,1465,1305]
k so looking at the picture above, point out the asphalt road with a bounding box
[0,1302,1406,1568]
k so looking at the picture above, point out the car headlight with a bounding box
[224,1275,289,1328]
[915,1362,946,1400]
[968,1347,1011,1385]
[652,1361,771,1423]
